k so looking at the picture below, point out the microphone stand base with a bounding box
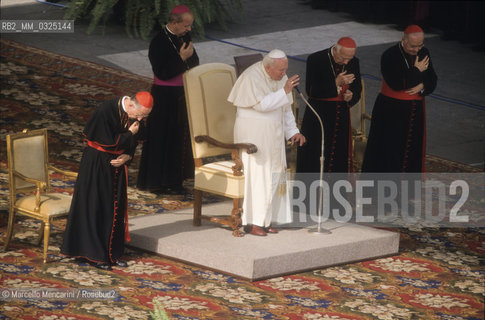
[308,227,332,235]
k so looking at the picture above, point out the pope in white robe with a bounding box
[227,49,306,236]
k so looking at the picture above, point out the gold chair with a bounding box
[350,79,371,171]
[183,63,257,237]
[4,128,77,263]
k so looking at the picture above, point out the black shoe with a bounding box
[93,262,112,271]
[113,260,128,268]
[148,188,163,194]
[168,186,186,195]
[165,186,186,195]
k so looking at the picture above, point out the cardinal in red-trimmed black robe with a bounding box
[61,93,153,269]
[297,37,362,173]
[362,25,437,173]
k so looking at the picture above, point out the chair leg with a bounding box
[43,221,50,264]
[3,209,16,251]
[231,198,244,237]
[37,221,45,246]
[193,189,202,226]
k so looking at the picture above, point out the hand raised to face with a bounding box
[284,75,300,94]
[336,71,355,87]
[128,121,139,135]
[179,41,194,61]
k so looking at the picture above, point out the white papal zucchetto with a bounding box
[267,49,287,59]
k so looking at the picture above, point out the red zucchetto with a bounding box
[171,4,191,14]
[337,37,356,48]
[136,91,153,109]
[404,25,423,34]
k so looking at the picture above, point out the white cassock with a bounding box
[227,61,300,227]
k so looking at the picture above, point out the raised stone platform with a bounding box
[128,201,399,281]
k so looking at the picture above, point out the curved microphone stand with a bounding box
[294,87,331,234]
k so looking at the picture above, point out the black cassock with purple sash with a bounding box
[137,27,199,192]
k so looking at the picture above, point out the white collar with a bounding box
[165,25,176,35]
[330,46,336,59]
[121,96,129,112]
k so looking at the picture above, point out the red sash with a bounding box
[381,81,426,172]
[86,140,124,155]
[381,80,423,101]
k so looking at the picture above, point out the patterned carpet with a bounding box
[0,38,484,320]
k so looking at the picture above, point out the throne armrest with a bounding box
[12,170,46,212]
[13,170,45,188]
[194,135,257,176]
[48,165,78,178]
[194,135,257,154]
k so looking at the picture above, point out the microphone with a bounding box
[294,85,302,95]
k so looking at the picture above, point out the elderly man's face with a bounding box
[265,58,288,81]
[125,97,151,121]
[402,33,424,56]
[334,46,356,65]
